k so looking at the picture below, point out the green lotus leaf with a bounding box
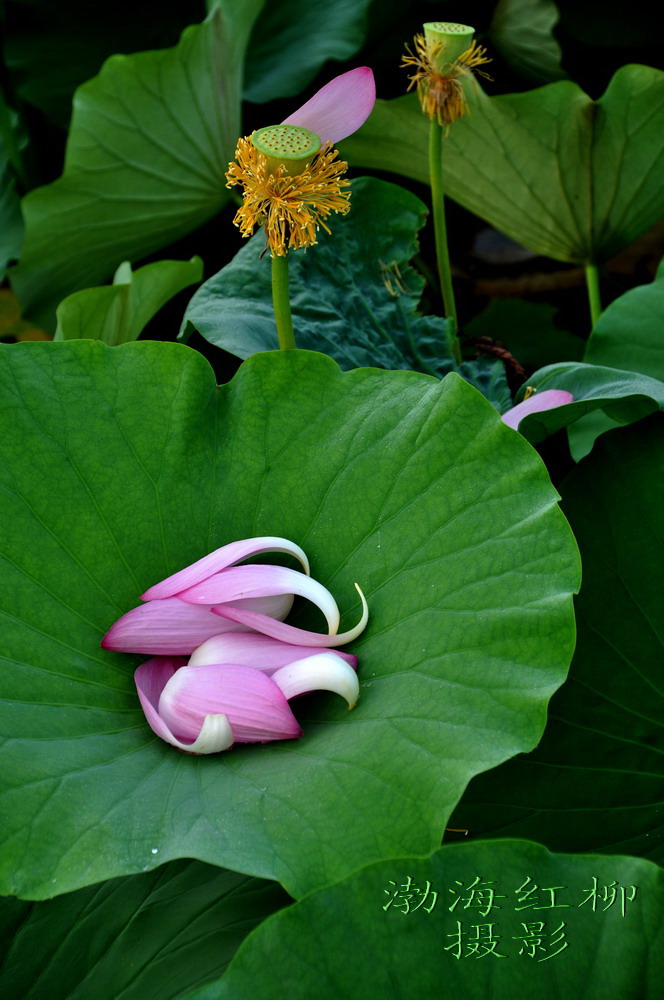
[584,261,664,380]
[451,416,664,862]
[0,860,288,1000]
[55,257,203,345]
[490,0,567,83]
[188,840,664,1000]
[0,109,23,282]
[11,3,262,330]
[242,0,372,103]
[569,261,664,458]
[341,65,664,264]
[511,361,664,444]
[0,342,578,900]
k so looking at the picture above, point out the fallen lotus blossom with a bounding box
[501,389,574,430]
[102,536,368,754]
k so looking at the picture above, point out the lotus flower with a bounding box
[226,67,376,256]
[501,389,574,430]
[102,536,368,754]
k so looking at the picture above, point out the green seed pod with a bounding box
[252,124,321,177]
[423,21,475,70]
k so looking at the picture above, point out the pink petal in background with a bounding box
[282,66,376,145]
[501,390,574,430]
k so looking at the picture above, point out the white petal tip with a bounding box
[272,653,360,709]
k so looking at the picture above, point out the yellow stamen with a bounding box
[226,136,352,257]
[401,34,491,128]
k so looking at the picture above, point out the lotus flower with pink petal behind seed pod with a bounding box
[226,67,376,257]
[102,536,368,754]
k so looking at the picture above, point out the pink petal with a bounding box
[501,390,574,430]
[102,593,294,654]
[282,67,376,145]
[158,664,302,743]
[212,583,369,647]
[271,653,360,708]
[141,536,310,600]
[175,564,340,634]
[188,632,357,674]
[135,658,234,754]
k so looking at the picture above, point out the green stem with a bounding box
[428,119,461,365]
[585,262,602,328]
[271,253,296,350]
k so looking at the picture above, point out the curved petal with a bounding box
[135,658,234,754]
[271,653,360,708]
[501,390,574,430]
[212,583,369,647]
[101,593,294,654]
[282,67,376,145]
[175,564,340,634]
[188,632,357,673]
[140,536,310,600]
[158,664,302,744]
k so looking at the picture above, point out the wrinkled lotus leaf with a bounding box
[181,175,510,404]
[181,177,440,371]
[0,343,578,900]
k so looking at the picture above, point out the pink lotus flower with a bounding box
[226,67,376,257]
[102,536,368,754]
[501,389,574,430]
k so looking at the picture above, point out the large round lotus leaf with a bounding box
[0,343,579,899]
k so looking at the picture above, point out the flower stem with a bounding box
[428,120,461,365]
[271,253,296,350]
[585,262,602,328]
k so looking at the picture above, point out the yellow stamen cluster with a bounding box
[226,136,352,257]
[401,34,491,128]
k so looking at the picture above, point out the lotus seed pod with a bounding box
[423,21,475,70]
[251,124,322,177]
